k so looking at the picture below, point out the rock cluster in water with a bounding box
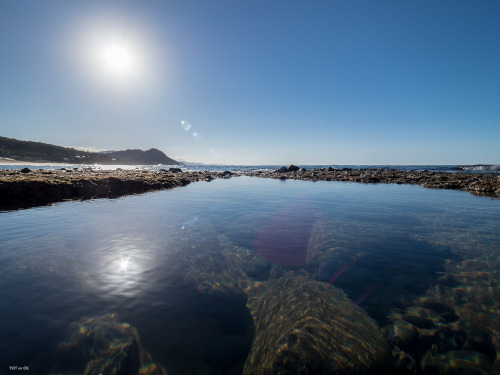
[0,168,236,210]
[250,166,500,198]
[386,259,500,375]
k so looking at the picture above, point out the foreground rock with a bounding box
[0,169,239,210]
[250,167,500,198]
[243,273,391,375]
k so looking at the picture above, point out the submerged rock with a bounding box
[50,313,166,375]
[169,218,250,299]
[243,273,390,374]
[392,347,417,374]
[391,320,418,351]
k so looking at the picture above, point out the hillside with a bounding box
[0,136,179,165]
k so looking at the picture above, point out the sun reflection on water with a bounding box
[90,237,155,298]
[119,256,130,272]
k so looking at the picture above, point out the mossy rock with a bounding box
[243,273,391,374]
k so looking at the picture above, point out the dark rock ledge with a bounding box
[249,166,500,199]
[0,168,238,210]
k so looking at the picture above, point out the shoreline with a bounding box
[1,167,499,211]
[249,167,500,198]
[0,158,75,166]
[0,168,236,211]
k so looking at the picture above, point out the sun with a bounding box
[72,14,158,91]
[98,38,138,79]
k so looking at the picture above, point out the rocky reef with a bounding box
[250,166,500,198]
[0,168,237,210]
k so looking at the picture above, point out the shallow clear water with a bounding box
[1,177,499,374]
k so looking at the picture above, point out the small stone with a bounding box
[392,320,418,350]
[20,167,31,173]
[404,315,435,329]
[393,349,417,374]
[422,301,454,314]
[463,330,496,358]
[441,312,460,323]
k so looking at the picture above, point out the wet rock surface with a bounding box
[249,167,500,198]
[0,169,239,210]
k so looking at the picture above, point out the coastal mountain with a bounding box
[0,136,179,165]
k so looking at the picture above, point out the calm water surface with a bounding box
[1,177,499,374]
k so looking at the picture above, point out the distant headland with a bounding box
[0,136,179,165]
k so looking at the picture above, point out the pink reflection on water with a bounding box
[356,285,377,306]
[328,265,350,285]
[253,198,322,266]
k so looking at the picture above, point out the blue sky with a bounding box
[1,0,499,165]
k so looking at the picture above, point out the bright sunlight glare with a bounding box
[70,12,158,91]
[100,40,136,76]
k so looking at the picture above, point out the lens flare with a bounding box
[192,132,202,142]
[181,121,192,131]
